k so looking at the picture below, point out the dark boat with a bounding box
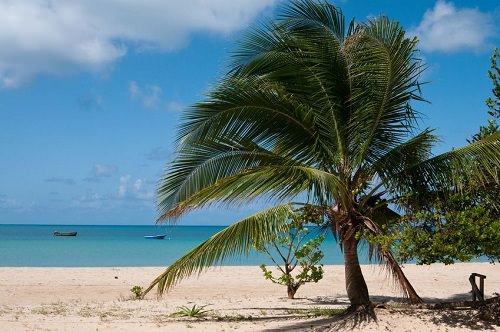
[54,231,77,236]
[144,234,166,240]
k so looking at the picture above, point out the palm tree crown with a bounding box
[148,0,499,307]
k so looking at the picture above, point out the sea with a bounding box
[0,224,360,267]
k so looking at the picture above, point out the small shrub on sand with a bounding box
[130,285,144,300]
[256,206,325,299]
[169,304,212,318]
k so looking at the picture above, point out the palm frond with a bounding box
[348,17,426,168]
[157,139,290,218]
[356,129,439,205]
[390,131,500,195]
[159,164,343,221]
[144,203,300,296]
[362,214,422,304]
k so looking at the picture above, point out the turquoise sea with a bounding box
[0,224,356,267]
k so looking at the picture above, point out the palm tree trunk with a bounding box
[343,235,370,306]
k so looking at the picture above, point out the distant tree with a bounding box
[375,48,500,265]
[369,193,500,265]
[469,47,499,143]
[256,206,325,299]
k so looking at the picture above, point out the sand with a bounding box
[0,263,499,331]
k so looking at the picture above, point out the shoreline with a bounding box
[1,262,498,331]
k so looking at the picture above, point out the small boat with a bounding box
[144,234,166,240]
[54,231,77,236]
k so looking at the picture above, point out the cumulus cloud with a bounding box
[165,101,184,113]
[411,1,496,53]
[94,164,118,177]
[0,0,275,88]
[129,81,186,111]
[0,195,34,211]
[133,179,153,200]
[84,164,118,182]
[118,175,131,198]
[71,191,104,209]
[118,175,154,200]
[70,190,117,209]
[129,81,162,109]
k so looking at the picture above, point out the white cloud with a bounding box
[129,81,162,109]
[166,101,184,113]
[129,81,186,111]
[118,175,131,198]
[94,164,118,177]
[128,81,140,99]
[117,175,153,201]
[133,178,154,200]
[134,179,144,192]
[0,0,275,88]
[84,164,118,182]
[71,191,105,209]
[0,196,34,211]
[411,1,496,53]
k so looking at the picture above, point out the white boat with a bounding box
[144,234,166,239]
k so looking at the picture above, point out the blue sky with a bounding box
[0,0,498,225]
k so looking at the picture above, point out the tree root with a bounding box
[343,303,377,321]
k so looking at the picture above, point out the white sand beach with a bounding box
[0,263,499,331]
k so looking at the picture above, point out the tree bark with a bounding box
[343,234,370,306]
[287,284,298,299]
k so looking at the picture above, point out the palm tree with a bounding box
[145,0,500,310]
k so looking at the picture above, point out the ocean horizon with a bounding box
[0,224,353,267]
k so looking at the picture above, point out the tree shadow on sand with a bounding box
[263,307,376,332]
[263,293,500,331]
[427,309,498,331]
[426,294,500,330]
[295,296,350,306]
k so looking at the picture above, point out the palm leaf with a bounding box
[391,131,500,195]
[145,203,300,296]
[159,164,343,220]
[362,212,422,304]
[348,17,425,168]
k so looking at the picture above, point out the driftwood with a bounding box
[378,296,500,325]
[423,296,498,310]
[469,273,486,302]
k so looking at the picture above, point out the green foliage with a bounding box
[255,206,325,299]
[469,119,499,143]
[469,48,499,143]
[464,47,500,227]
[169,305,212,318]
[370,194,500,265]
[130,285,143,299]
[379,49,500,267]
[486,48,500,118]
